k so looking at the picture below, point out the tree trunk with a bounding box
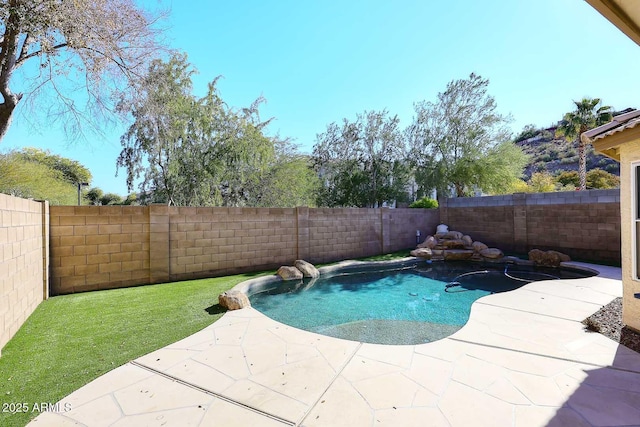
[0,6,22,143]
[0,102,16,141]
[578,141,587,191]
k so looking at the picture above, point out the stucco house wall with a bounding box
[619,141,640,332]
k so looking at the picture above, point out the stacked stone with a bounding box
[410,226,504,262]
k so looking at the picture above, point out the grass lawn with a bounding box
[0,272,266,427]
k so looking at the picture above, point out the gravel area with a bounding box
[583,297,640,354]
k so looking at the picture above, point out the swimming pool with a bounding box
[248,260,596,345]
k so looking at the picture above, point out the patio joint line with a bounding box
[447,338,640,375]
[129,360,296,426]
[519,287,613,305]
[475,300,598,323]
[297,341,363,426]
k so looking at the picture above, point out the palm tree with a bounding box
[555,98,613,191]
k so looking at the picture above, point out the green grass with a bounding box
[0,272,266,427]
[358,249,412,261]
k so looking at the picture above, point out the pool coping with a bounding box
[231,256,602,301]
[28,260,640,427]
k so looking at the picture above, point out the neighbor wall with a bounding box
[50,206,440,294]
[0,194,48,355]
[440,189,621,263]
[166,207,299,282]
[386,208,441,253]
[49,206,150,295]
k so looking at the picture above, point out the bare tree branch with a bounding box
[0,0,167,142]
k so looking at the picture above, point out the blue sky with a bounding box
[3,0,640,196]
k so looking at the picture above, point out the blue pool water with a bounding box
[249,261,595,345]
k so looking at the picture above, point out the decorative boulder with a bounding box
[552,251,571,262]
[218,290,250,310]
[472,241,489,252]
[277,266,303,280]
[443,231,464,240]
[443,249,474,261]
[440,239,466,249]
[528,249,570,267]
[418,235,437,249]
[480,248,504,259]
[295,259,320,278]
[462,235,473,247]
[410,248,433,259]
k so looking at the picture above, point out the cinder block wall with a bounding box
[441,195,516,250]
[167,207,298,281]
[0,194,48,355]
[50,206,150,294]
[441,189,621,263]
[387,208,441,252]
[50,192,620,295]
[50,206,437,294]
[308,208,382,264]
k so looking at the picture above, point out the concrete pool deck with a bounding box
[28,262,640,426]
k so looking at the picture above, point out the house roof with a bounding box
[581,109,640,161]
[585,0,640,46]
[582,1,640,161]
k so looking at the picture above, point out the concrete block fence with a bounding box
[0,194,48,356]
[0,189,621,355]
[439,189,621,263]
[49,205,440,295]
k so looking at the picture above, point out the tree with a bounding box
[85,187,126,205]
[514,124,539,142]
[555,98,613,191]
[117,53,204,205]
[0,149,84,204]
[85,187,104,205]
[118,53,304,207]
[18,147,91,185]
[254,153,320,208]
[100,192,124,205]
[407,73,528,197]
[0,0,165,141]
[313,110,409,207]
[528,172,556,193]
[586,168,619,189]
[556,169,620,190]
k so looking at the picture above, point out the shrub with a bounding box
[528,172,556,193]
[556,170,579,187]
[409,197,439,209]
[587,169,620,189]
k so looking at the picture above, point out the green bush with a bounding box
[409,197,439,209]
